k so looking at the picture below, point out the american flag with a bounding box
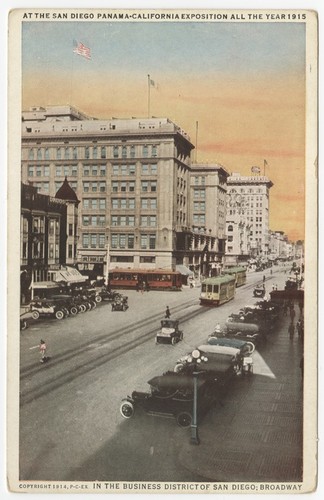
[73,41,91,60]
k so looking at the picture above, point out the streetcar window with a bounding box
[207,285,213,293]
[202,284,206,292]
[213,285,219,293]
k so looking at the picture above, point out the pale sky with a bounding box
[22,20,306,241]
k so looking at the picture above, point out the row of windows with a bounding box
[193,201,205,211]
[111,198,157,210]
[194,176,206,186]
[81,232,156,250]
[27,163,159,178]
[111,181,157,192]
[112,234,158,251]
[193,189,205,200]
[111,215,157,227]
[82,216,106,227]
[193,214,206,224]
[27,144,158,161]
[83,199,106,210]
[228,188,264,194]
[30,181,160,199]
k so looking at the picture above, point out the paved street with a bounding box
[19,266,303,482]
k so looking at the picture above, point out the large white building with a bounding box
[22,105,230,279]
[225,172,273,263]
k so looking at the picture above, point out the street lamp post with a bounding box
[190,349,208,446]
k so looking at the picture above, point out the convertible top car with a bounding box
[207,335,255,354]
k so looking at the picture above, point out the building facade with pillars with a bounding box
[225,172,273,263]
[187,164,229,278]
[21,105,195,279]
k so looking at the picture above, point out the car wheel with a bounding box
[171,337,176,345]
[80,304,87,313]
[120,400,134,419]
[70,306,78,316]
[246,341,255,354]
[174,363,184,373]
[55,310,64,320]
[31,310,40,320]
[176,412,192,428]
[90,301,97,309]
[95,295,102,303]
[20,320,27,330]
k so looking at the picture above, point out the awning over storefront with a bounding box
[31,281,61,290]
[176,265,194,276]
[54,266,88,284]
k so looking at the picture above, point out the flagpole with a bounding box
[195,121,199,163]
[264,159,267,176]
[147,74,151,118]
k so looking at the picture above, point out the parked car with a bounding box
[224,314,264,346]
[174,344,247,381]
[95,287,121,303]
[111,295,129,311]
[207,335,255,354]
[120,371,215,427]
[30,299,67,320]
[156,319,183,345]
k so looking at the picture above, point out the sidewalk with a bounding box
[179,313,304,482]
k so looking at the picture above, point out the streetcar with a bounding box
[224,266,247,287]
[199,275,236,306]
[108,268,182,291]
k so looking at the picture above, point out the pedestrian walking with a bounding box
[263,275,266,283]
[165,306,171,319]
[39,339,47,363]
[290,308,296,322]
[288,322,295,339]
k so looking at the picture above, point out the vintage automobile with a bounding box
[111,294,129,311]
[94,287,121,303]
[49,294,89,315]
[207,335,255,354]
[174,344,249,381]
[253,285,266,298]
[240,302,280,330]
[30,299,68,320]
[224,314,265,346]
[119,371,215,427]
[156,319,183,345]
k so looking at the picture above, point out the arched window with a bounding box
[228,225,233,232]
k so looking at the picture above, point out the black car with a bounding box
[111,295,129,311]
[120,371,215,428]
[156,319,183,345]
[253,285,266,298]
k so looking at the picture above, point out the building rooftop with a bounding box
[21,105,193,145]
[55,178,79,204]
